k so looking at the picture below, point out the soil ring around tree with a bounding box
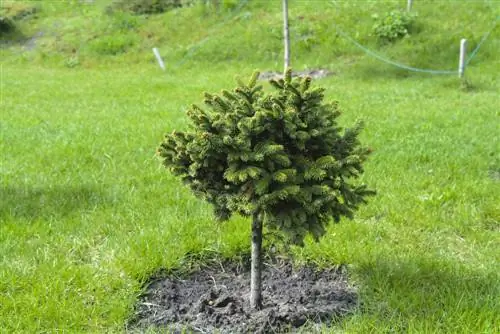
[131,258,357,333]
[258,69,334,81]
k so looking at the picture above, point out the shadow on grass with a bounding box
[0,25,28,47]
[0,186,108,221]
[355,258,498,328]
[350,63,414,81]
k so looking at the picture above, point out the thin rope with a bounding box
[333,27,456,74]
[174,0,250,68]
[466,16,499,65]
[327,2,498,75]
[171,1,496,72]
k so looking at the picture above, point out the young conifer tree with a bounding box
[157,70,374,310]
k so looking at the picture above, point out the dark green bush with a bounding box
[0,16,15,35]
[158,70,374,246]
[109,0,186,15]
[1,1,38,38]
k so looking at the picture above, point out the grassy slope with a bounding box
[1,0,499,332]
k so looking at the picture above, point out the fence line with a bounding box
[466,16,499,65]
[174,0,250,68]
[167,1,497,73]
[332,26,456,75]
[327,1,498,75]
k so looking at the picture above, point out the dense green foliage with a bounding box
[0,16,15,35]
[0,1,38,40]
[159,70,373,245]
[372,10,416,43]
[0,1,34,36]
[0,1,38,21]
[109,0,187,15]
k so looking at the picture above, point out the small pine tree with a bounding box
[157,69,374,309]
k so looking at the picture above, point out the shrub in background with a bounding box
[0,16,15,36]
[372,10,416,43]
[1,0,39,38]
[64,56,80,68]
[109,0,187,15]
[0,1,38,21]
[88,34,137,55]
[158,70,374,310]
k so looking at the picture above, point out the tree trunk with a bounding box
[250,212,263,310]
[282,0,290,73]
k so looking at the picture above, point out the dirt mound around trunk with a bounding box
[132,260,357,333]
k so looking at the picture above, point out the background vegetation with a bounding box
[1,0,499,332]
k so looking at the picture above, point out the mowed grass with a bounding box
[2,61,499,332]
[1,0,500,332]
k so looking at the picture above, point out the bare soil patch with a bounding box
[132,259,357,333]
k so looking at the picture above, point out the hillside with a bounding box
[2,0,499,75]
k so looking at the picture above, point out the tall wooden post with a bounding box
[283,0,290,73]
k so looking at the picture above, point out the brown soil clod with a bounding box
[131,260,357,333]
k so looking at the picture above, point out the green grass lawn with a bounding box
[1,0,499,332]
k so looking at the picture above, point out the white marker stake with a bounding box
[407,0,413,12]
[283,0,290,73]
[458,39,467,78]
[153,47,165,71]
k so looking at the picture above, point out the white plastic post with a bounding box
[152,47,166,71]
[407,0,413,12]
[458,39,467,78]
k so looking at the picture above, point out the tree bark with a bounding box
[250,212,263,310]
[282,0,290,73]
